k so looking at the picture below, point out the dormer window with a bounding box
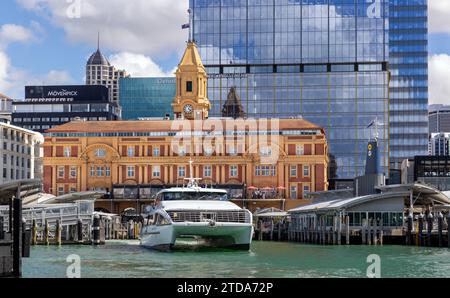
[186,81,193,92]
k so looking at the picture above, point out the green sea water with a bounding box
[22,241,450,278]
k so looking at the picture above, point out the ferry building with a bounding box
[42,42,329,212]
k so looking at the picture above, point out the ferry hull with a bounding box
[140,222,253,251]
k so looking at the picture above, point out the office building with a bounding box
[0,121,44,184]
[12,85,121,133]
[429,104,450,134]
[86,45,129,103]
[389,0,429,167]
[429,133,450,156]
[0,93,12,122]
[414,156,450,191]
[119,78,176,120]
[190,0,390,186]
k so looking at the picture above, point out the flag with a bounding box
[182,23,190,29]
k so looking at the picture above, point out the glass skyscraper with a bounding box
[388,0,428,168]
[190,0,391,184]
[119,78,176,120]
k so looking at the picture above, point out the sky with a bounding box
[0,0,449,105]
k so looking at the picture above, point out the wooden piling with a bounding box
[367,219,372,246]
[31,219,37,245]
[427,213,433,247]
[270,220,274,241]
[438,213,443,248]
[77,219,83,243]
[44,220,49,246]
[337,216,342,245]
[0,216,4,240]
[55,220,62,246]
[406,214,413,246]
[447,213,450,249]
[418,214,424,247]
[373,219,377,245]
[345,216,350,245]
[92,214,101,245]
[362,218,367,245]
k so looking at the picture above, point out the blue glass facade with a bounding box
[191,0,390,181]
[388,0,428,168]
[119,78,176,120]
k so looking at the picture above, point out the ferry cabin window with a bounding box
[162,192,228,201]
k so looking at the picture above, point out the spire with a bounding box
[97,31,100,50]
[222,87,246,119]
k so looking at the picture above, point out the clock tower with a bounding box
[172,42,211,120]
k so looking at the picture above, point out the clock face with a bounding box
[184,104,193,114]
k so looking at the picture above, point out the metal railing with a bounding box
[167,210,251,224]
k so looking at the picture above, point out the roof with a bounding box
[87,49,110,66]
[289,183,450,214]
[46,118,325,134]
[177,42,204,70]
[42,191,106,204]
[0,180,42,204]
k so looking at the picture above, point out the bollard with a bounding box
[56,220,62,246]
[0,216,4,240]
[406,213,413,246]
[427,212,433,247]
[418,214,424,247]
[77,219,83,243]
[92,214,101,245]
[438,213,443,248]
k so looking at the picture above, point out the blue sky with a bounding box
[0,0,450,104]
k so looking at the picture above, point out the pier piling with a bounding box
[44,220,49,246]
[406,214,413,246]
[418,214,424,246]
[345,216,350,245]
[31,220,37,245]
[438,213,443,248]
[77,219,83,243]
[362,219,367,245]
[427,213,433,247]
[0,216,4,240]
[448,213,450,249]
[56,220,62,246]
[92,214,100,245]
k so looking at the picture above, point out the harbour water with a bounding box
[22,241,450,278]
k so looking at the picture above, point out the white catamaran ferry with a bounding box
[140,161,253,251]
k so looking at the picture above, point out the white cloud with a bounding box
[17,0,189,56]
[0,22,72,99]
[429,54,450,105]
[109,52,175,77]
[429,0,450,34]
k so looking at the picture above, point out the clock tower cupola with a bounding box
[172,42,210,120]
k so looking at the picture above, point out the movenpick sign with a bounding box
[25,85,109,103]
